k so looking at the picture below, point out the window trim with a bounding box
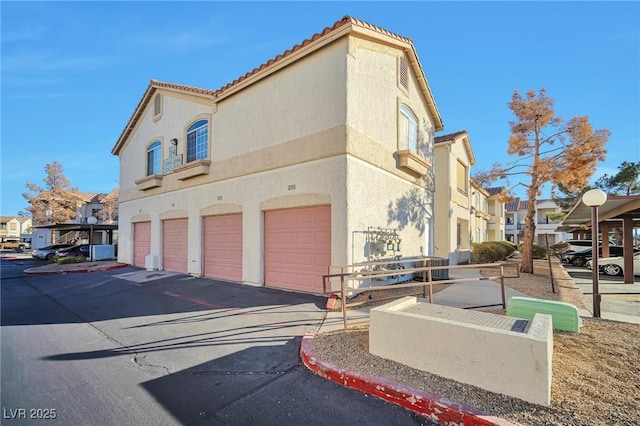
[186,119,209,163]
[399,104,418,153]
[146,141,162,176]
[456,160,468,195]
[397,104,430,176]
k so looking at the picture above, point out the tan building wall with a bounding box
[115,21,440,288]
[433,134,474,264]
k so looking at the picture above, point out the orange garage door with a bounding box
[203,214,243,282]
[163,218,188,274]
[264,206,331,294]
[133,222,151,268]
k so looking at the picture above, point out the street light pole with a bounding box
[87,216,98,262]
[582,189,607,318]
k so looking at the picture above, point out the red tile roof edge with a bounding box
[113,15,433,154]
[434,130,469,144]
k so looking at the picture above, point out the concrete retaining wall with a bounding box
[369,297,553,406]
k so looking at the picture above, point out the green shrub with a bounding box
[550,242,571,259]
[517,243,548,259]
[472,242,510,263]
[485,242,508,261]
[493,241,517,258]
[54,255,87,264]
[532,243,547,259]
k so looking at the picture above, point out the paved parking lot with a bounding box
[1,257,434,425]
[561,263,640,323]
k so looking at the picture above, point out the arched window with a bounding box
[186,119,208,163]
[147,141,161,176]
[399,105,418,152]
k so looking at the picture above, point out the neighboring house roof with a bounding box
[77,192,100,203]
[505,198,521,212]
[77,190,119,204]
[486,187,505,197]
[434,131,468,144]
[433,130,476,165]
[112,15,444,155]
[470,179,489,196]
[0,216,30,224]
[102,188,119,201]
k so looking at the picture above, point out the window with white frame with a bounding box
[456,160,468,194]
[186,119,208,163]
[399,105,418,153]
[147,141,162,176]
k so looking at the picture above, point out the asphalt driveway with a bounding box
[1,258,433,425]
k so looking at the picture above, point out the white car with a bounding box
[587,252,640,276]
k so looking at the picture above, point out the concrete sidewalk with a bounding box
[311,268,526,425]
[310,265,638,424]
[565,265,640,324]
[318,268,529,334]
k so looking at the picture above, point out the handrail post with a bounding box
[341,274,347,329]
[500,264,506,309]
[428,268,433,303]
[422,258,427,298]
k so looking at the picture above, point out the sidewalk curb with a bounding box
[300,334,516,426]
[24,263,129,275]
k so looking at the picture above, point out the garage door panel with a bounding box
[265,206,330,294]
[133,222,151,268]
[203,214,242,282]
[163,219,188,274]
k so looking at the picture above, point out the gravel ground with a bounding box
[313,258,640,426]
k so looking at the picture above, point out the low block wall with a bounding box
[369,297,553,406]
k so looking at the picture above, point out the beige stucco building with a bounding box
[433,131,506,264]
[433,131,475,264]
[0,216,31,238]
[505,198,571,246]
[112,17,444,294]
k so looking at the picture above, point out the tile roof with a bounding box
[113,16,443,155]
[434,130,468,144]
[505,198,520,212]
[216,16,415,95]
[77,191,118,203]
[0,216,31,223]
[486,187,505,196]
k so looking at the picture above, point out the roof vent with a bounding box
[399,57,409,91]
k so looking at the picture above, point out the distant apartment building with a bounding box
[505,198,571,246]
[0,216,32,238]
[433,131,506,264]
[31,189,119,249]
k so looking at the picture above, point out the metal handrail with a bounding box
[323,259,520,330]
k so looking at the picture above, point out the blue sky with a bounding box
[2,1,639,216]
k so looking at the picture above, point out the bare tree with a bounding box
[474,88,609,273]
[22,161,83,225]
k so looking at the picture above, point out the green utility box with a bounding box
[507,296,582,333]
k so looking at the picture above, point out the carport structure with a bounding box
[559,195,640,283]
[34,223,118,245]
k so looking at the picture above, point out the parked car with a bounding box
[1,238,30,251]
[55,244,90,259]
[32,243,75,260]
[587,252,640,276]
[562,246,624,267]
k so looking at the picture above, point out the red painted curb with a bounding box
[24,263,129,275]
[300,334,516,426]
